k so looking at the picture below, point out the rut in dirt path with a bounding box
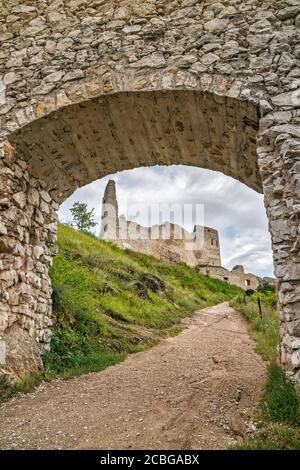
[0,302,266,450]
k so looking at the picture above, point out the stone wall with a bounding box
[195,226,221,266]
[258,111,300,384]
[0,142,57,381]
[0,0,299,384]
[198,264,260,291]
[116,220,220,268]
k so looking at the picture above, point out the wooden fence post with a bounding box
[258,296,263,319]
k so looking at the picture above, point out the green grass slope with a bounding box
[43,223,242,379]
[0,223,242,402]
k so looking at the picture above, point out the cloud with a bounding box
[58,165,274,278]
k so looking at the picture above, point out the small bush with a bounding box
[0,372,43,404]
[0,375,13,402]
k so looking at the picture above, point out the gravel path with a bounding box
[0,302,266,450]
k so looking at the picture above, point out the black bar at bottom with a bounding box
[0,449,297,466]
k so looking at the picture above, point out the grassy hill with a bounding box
[0,222,243,401]
[42,223,242,379]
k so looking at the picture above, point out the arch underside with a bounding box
[9,90,261,203]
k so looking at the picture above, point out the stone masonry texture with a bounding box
[0,0,299,384]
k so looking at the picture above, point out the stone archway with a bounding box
[0,0,299,384]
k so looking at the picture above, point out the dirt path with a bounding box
[0,302,266,450]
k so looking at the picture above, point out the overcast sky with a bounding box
[58,165,274,278]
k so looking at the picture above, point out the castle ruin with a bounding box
[100,180,261,291]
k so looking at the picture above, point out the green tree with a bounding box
[70,202,97,233]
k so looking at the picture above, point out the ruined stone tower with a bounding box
[193,226,221,267]
[99,180,119,240]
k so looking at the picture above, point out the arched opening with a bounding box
[48,164,273,381]
[0,89,298,388]
[59,164,273,280]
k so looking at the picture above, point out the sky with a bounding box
[58,165,274,278]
